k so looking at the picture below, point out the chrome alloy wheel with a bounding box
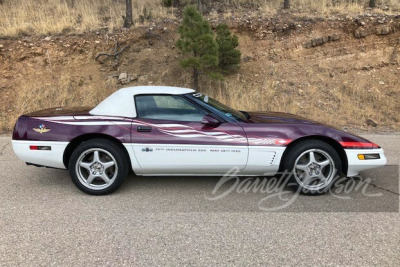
[293,149,336,191]
[75,148,118,190]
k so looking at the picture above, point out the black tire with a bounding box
[282,140,342,195]
[68,138,129,195]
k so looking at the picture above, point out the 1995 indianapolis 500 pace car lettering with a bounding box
[12,86,386,195]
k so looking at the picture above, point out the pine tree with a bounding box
[215,24,241,72]
[176,6,218,90]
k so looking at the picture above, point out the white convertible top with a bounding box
[89,86,195,118]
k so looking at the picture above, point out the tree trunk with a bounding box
[193,67,199,90]
[197,0,203,14]
[283,0,290,9]
[369,0,376,8]
[123,0,134,28]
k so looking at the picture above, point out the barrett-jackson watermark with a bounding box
[205,166,399,212]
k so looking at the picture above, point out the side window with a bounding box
[135,95,207,122]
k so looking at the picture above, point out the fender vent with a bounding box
[267,152,276,165]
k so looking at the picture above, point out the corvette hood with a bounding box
[25,106,92,117]
[246,111,317,125]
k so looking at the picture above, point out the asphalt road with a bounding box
[0,135,399,266]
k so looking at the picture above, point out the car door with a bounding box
[129,94,248,175]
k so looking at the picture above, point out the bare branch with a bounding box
[95,42,127,69]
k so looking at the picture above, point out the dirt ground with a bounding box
[0,11,399,132]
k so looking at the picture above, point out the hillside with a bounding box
[0,0,400,132]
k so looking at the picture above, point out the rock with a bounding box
[328,34,340,42]
[95,40,100,44]
[118,72,128,80]
[366,118,378,127]
[118,73,130,84]
[242,56,254,62]
[303,42,312,48]
[311,37,325,47]
[304,35,340,48]
[17,55,28,62]
[376,26,391,35]
[354,28,368,38]
[131,74,138,81]
[379,81,385,85]
[0,44,3,48]
[44,36,51,41]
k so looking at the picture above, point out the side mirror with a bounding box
[201,114,221,127]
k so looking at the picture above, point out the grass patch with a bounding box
[0,0,169,37]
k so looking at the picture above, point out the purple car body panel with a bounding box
[241,111,373,146]
[14,108,372,148]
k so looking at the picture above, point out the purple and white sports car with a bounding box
[12,86,386,195]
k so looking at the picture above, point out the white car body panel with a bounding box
[126,143,285,176]
[12,139,286,175]
[12,140,387,177]
[243,146,286,175]
[345,148,387,177]
[128,144,249,175]
[12,140,69,169]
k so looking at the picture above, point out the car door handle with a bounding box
[137,126,152,132]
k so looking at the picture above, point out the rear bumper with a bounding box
[12,140,68,169]
[345,148,387,177]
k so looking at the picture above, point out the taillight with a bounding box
[29,145,51,150]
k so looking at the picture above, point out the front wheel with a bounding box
[282,140,342,195]
[68,139,129,195]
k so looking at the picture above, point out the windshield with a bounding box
[190,93,247,121]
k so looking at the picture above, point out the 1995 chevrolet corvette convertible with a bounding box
[12,86,386,195]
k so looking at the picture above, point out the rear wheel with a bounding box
[68,139,128,195]
[282,140,342,195]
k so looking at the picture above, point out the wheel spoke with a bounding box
[86,174,96,184]
[317,173,328,183]
[103,161,115,170]
[100,173,111,183]
[79,162,92,171]
[93,150,100,163]
[309,151,316,164]
[319,159,331,168]
[296,164,308,171]
[302,173,313,184]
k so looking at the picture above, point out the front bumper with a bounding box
[345,148,387,177]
